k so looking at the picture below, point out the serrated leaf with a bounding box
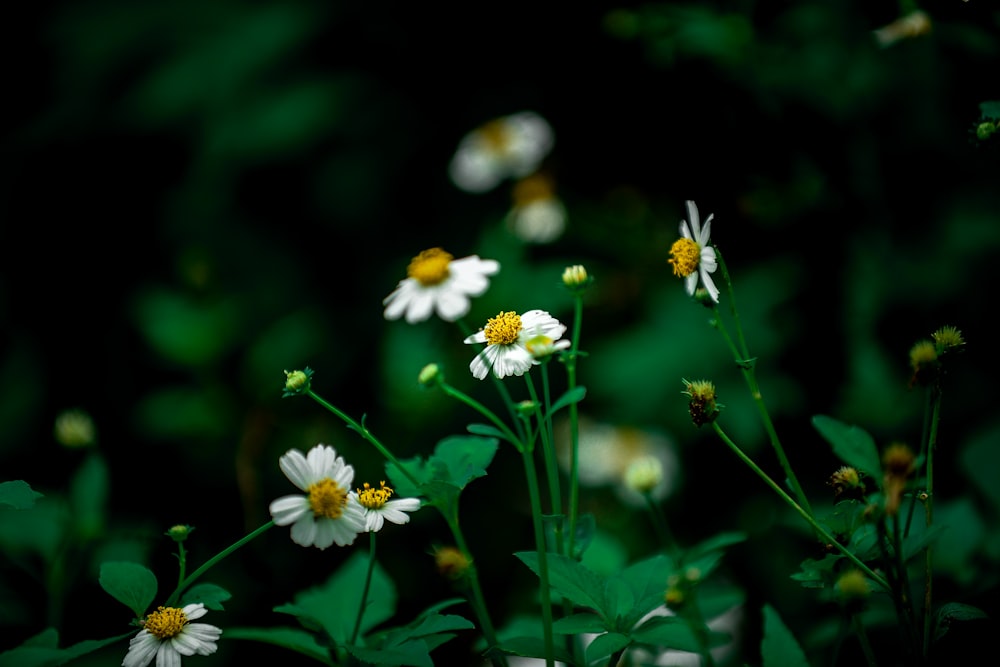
[617,554,673,627]
[0,480,43,509]
[933,602,990,642]
[761,604,810,667]
[99,562,157,617]
[180,583,232,610]
[516,551,607,617]
[812,415,882,480]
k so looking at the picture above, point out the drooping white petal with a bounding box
[156,642,179,667]
[269,495,311,526]
[122,631,159,667]
[290,515,319,547]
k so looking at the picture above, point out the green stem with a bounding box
[521,445,555,667]
[527,373,564,557]
[175,541,188,592]
[305,390,421,489]
[165,521,274,606]
[439,382,523,450]
[711,422,888,590]
[922,386,942,657]
[714,250,813,518]
[351,531,376,645]
[565,294,584,563]
[851,613,879,667]
[442,508,508,667]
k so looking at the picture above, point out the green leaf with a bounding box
[180,582,232,610]
[761,604,811,667]
[551,612,607,634]
[99,561,158,617]
[0,480,43,509]
[632,615,729,652]
[811,415,882,480]
[933,602,990,643]
[617,554,674,627]
[274,550,395,644]
[980,100,1000,120]
[0,628,133,667]
[495,636,575,663]
[585,632,630,663]
[684,531,747,562]
[549,386,586,413]
[515,551,607,618]
[224,626,335,665]
[348,640,434,667]
[465,423,512,443]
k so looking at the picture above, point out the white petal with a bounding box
[122,631,158,667]
[269,495,310,526]
[382,279,416,320]
[433,290,470,321]
[306,444,337,477]
[404,289,436,323]
[684,272,699,296]
[366,511,386,532]
[290,516,319,547]
[490,345,534,378]
[155,642,180,667]
[278,449,312,490]
[701,269,721,303]
[469,351,491,380]
[699,213,714,246]
[685,200,701,239]
[464,331,487,344]
[700,246,718,272]
[181,603,206,620]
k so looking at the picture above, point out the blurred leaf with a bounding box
[224,626,334,665]
[960,423,1000,513]
[132,288,242,367]
[69,453,108,541]
[0,480,43,509]
[617,554,674,627]
[347,640,433,667]
[133,385,236,441]
[933,603,990,643]
[812,415,882,480]
[551,612,606,634]
[0,497,69,563]
[0,628,132,667]
[180,582,231,611]
[980,101,1000,121]
[494,635,574,663]
[99,561,157,617]
[761,603,810,667]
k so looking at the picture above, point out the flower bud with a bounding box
[562,264,591,291]
[681,379,721,427]
[433,545,471,581]
[166,524,194,542]
[418,363,442,387]
[54,409,97,448]
[282,368,313,397]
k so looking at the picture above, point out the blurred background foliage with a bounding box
[2,1,999,665]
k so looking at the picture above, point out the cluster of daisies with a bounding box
[120,196,719,666]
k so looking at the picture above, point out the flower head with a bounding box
[562,264,591,292]
[448,111,555,193]
[668,200,719,303]
[122,603,221,667]
[356,481,421,532]
[881,442,916,517]
[54,408,97,448]
[269,444,366,549]
[505,172,567,244]
[383,248,499,324]
[681,379,722,427]
[463,309,569,380]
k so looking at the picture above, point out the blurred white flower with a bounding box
[449,111,554,193]
[506,172,567,244]
[873,11,931,48]
[383,248,499,323]
[556,415,679,507]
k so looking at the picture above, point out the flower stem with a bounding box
[521,444,556,667]
[351,531,376,645]
[439,382,523,451]
[714,250,813,519]
[921,385,942,658]
[710,422,888,590]
[305,389,421,489]
[851,612,879,667]
[565,295,584,563]
[165,521,274,607]
[527,372,564,557]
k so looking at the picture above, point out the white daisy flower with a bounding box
[505,172,567,244]
[383,247,500,324]
[269,444,366,549]
[668,200,719,303]
[356,481,421,532]
[464,309,569,380]
[448,111,555,193]
[122,603,221,667]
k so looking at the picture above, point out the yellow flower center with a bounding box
[479,119,512,154]
[357,481,394,509]
[142,606,188,640]
[307,478,347,519]
[512,173,554,206]
[407,248,453,286]
[668,238,701,278]
[483,311,522,346]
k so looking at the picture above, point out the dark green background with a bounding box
[3,1,999,665]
